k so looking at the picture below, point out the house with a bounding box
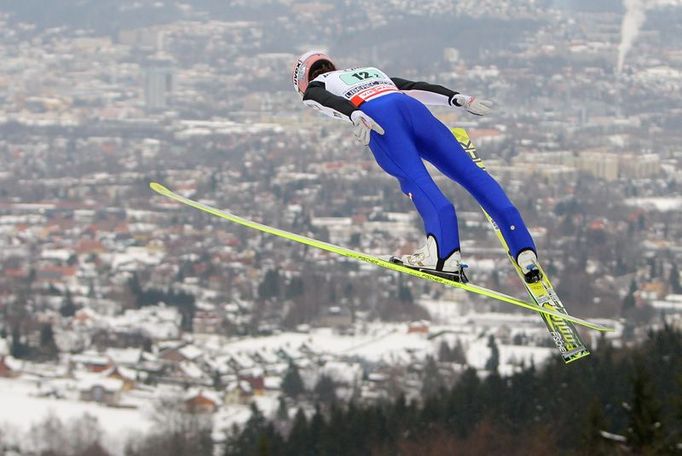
[158,361,210,386]
[193,309,223,334]
[495,325,512,344]
[91,328,151,350]
[159,344,203,364]
[102,365,137,391]
[104,348,143,368]
[315,306,352,329]
[225,353,256,372]
[0,356,20,378]
[224,381,254,405]
[407,320,429,334]
[72,308,98,327]
[185,390,219,414]
[238,369,265,396]
[78,377,124,406]
[70,352,112,373]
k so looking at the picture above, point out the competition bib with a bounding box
[317,67,398,106]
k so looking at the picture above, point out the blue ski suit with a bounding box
[302,67,536,262]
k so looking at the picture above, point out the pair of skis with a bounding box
[150,130,612,364]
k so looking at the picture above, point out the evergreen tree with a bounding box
[284,408,309,456]
[255,424,279,456]
[491,269,500,288]
[615,256,628,275]
[350,232,361,247]
[308,406,325,455]
[285,277,304,299]
[281,362,304,398]
[59,288,77,318]
[39,324,59,360]
[212,370,222,389]
[451,339,467,364]
[314,375,337,405]
[343,282,353,300]
[438,341,451,362]
[421,356,444,397]
[276,396,288,421]
[127,272,143,308]
[647,257,658,279]
[674,373,682,446]
[10,326,28,359]
[485,335,500,373]
[443,368,481,438]
[581,399,612,455]
[622,279,637,314]
[670,262,681,294]
[398,284,413,304]
[226,403,269,456]
[258,269,280,300]
[625,361,663,453]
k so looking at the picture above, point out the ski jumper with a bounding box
[302,66,536,262]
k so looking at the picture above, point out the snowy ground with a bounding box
[0,297,565,454]
[0,377,282,455]
[624,196,682,211]
[200,324,435,365]
[0,377,152,455]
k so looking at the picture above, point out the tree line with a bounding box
[225,325,682,456]
[5,326,680,455]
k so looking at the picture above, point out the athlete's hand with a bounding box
[451,94,494,116]
[350,111,384,146]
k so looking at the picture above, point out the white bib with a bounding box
[314,67,398,106]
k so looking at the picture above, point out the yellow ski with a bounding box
[149,182,613,333]
[451,128,592,363]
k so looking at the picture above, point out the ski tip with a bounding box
[149,182,170,194]
[563,349,591,364]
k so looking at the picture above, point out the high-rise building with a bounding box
[577,151,619,181]
[144,65,173,111]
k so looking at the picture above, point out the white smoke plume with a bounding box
[617,0,647,73]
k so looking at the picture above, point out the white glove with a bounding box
[350,111,384,146]
[452,94,494,116]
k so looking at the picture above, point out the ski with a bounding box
[451,128,591,363]
[149,182,613,333]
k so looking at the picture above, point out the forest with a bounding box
[10,325,678,455]
[222,325,682,456]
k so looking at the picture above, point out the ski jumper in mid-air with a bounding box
[293,50,541,284]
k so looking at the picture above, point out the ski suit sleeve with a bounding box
[302,81,357,122]
[391,77,461,107]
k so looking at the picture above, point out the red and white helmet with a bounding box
[292,50,336,97]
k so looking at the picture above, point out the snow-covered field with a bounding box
[0,377,152,455]
[625,196,682,212]
[0,302,560,454]
[0,377,281,455]
[210,325,434,364]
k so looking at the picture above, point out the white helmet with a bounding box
[292,50,336,97]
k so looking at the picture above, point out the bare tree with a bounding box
[125,393,213,456]
[28,412,69,455]
[25,412,108,456]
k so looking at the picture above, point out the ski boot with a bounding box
[517,250,543,284]
[390,236,469,284]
